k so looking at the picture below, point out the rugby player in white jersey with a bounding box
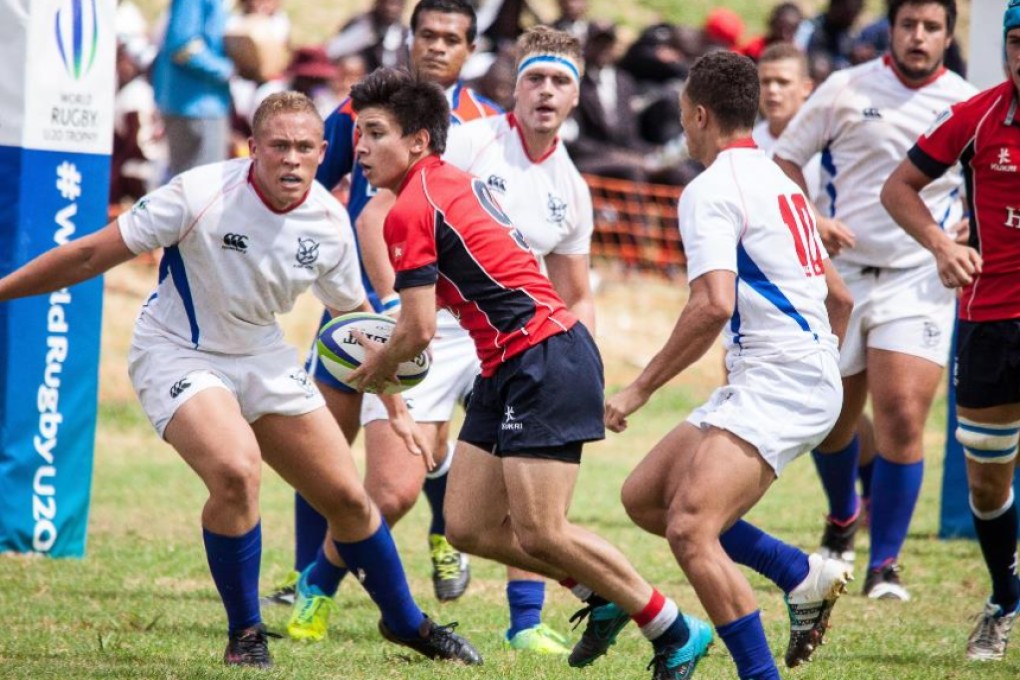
[774,0,976,600]
[0,92,482,669]
[608,50,854,680]
[354,25,597,656]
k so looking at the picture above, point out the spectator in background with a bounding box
[326,0,409,71]
[807,51,835,86]
[152,0,234,176]
[252,47,349,119]
[743,2,804,61]
[551,0,590,47]
[116,0,148,42]
[335,54,369,101]
[795,0,865,72]
[566,21,687,186]
[620,23,692,85]
[228,0,292,45]
[111,38,165,205]
[618,23,691,147]
[468,44,517,110]
[752,43,820,200]
[701,7,745,53]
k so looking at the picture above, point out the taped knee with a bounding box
[956,417,1020,464]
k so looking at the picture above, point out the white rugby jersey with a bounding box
[118,158,365,354]
[773,56,976,269]
[443,113,594,259]
[753,120,822,202]
[681,141,837,361]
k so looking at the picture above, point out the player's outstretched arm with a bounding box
[0,221,135,302]
[605,270,734,433]
[881,158,981,288]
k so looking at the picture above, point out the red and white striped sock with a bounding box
[559,577,594,602]
[633,589,679,641]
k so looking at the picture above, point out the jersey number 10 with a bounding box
[778,193,824,277]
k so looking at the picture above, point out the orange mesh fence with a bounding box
[584,174,685,278]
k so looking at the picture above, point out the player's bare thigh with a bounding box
[665,426,775,541]
[444,441,511,547]
[867,348,943,462]
[621,421,705,535]
[254,407,379,542]
[163,386,263,535]
[363,418,441,523]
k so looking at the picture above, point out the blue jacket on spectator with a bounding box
[153,0,234,118]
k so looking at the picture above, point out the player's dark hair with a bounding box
[410,0,477,43]
[350,68,450,153]
[685,51,759,133]
[887,0,956,36]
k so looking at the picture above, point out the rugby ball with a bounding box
[316,312,430,394]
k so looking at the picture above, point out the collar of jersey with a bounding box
[721,137,757,152]
[882,53,947,91]
[247,162,312,214]
[398,155,443,194]
[507,113,559,164]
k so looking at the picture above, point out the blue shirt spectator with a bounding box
[153,0,235,176]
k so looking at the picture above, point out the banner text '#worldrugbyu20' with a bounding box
[32,161,80,552]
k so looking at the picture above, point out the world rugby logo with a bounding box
[54,0,100,80]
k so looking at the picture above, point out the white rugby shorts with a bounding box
[128,324,324,437]
[837,261,955,376]
[687,349,842,475]
[360,320,480,425]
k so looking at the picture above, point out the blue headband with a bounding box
[1007,0,1020,35]
[517,54,580,83]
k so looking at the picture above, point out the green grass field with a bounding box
[0,262,1017,679]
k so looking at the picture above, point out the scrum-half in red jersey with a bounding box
[909,80,1020,322]
[385,155,577,376]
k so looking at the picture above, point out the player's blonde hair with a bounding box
[515,26,583,76]
[252,91,324,138]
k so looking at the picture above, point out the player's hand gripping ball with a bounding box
[316,312,430,394]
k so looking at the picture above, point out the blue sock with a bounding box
[295,492,328,572]
[812,436,860,523]
[332,521,425,639]
[720,520,810,594]
[972,495,1020,611]
[304,545,347,596]
[203,522,262,634]
[506,580,545,638]
[717,610,781,680]
[423,445,452,536]
[868,455,923,570]
[858,459,874,502]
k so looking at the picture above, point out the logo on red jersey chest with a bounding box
[991,147,1018,173]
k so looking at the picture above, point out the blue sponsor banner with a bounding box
[0,146,108,556]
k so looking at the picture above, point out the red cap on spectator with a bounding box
[288,46,337,79]
[703,8,745,49]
